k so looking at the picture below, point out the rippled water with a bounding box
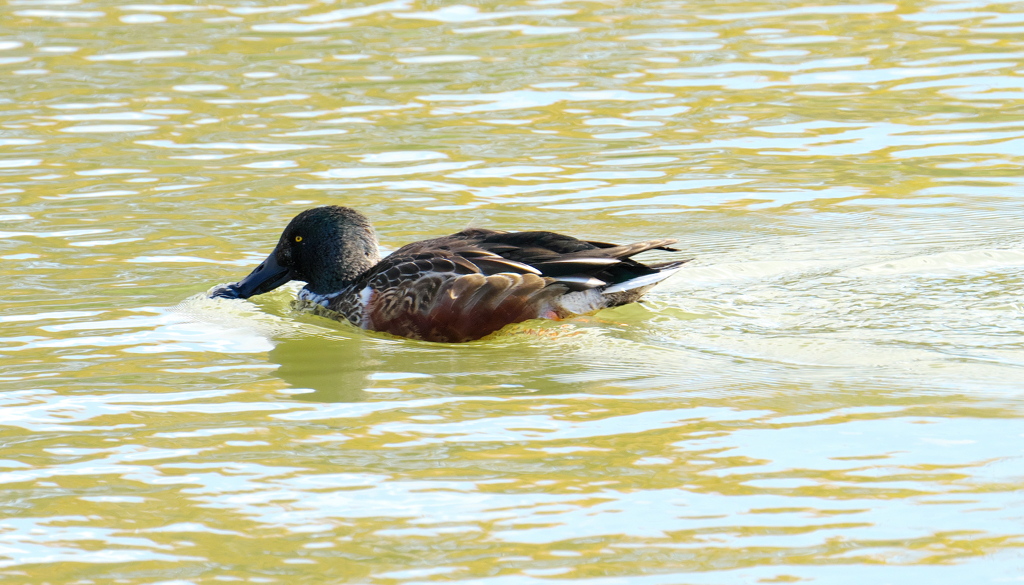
[2,0,1024,582]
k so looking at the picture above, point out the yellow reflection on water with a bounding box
[1,0,1024,582]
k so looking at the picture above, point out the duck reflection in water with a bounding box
[266,323,592,403]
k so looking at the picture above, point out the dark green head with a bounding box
[211,206,381,300]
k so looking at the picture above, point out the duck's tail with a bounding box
[551,259,691,317]
[601,259,690,294]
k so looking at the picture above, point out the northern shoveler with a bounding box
[210,206,690,343]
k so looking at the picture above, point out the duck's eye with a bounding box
[294,236,303,243]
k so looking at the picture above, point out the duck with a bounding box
[210,206,690,343]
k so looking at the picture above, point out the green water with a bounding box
[1,0,1023,583]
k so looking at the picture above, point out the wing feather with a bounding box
[468,256,543,275]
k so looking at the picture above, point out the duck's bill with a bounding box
[209,251,294,300]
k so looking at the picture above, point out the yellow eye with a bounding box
[294,236,303,242]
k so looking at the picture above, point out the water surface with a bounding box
[1,0,1023,583]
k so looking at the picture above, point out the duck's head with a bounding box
[211,206,380,300]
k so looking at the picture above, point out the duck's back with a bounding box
[323,228,688,343]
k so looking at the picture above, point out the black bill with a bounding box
[209,251,294,299]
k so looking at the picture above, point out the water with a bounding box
[2,0,1023,582]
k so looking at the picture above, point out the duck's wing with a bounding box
[328,252,566,343]
[447,230,688,292]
